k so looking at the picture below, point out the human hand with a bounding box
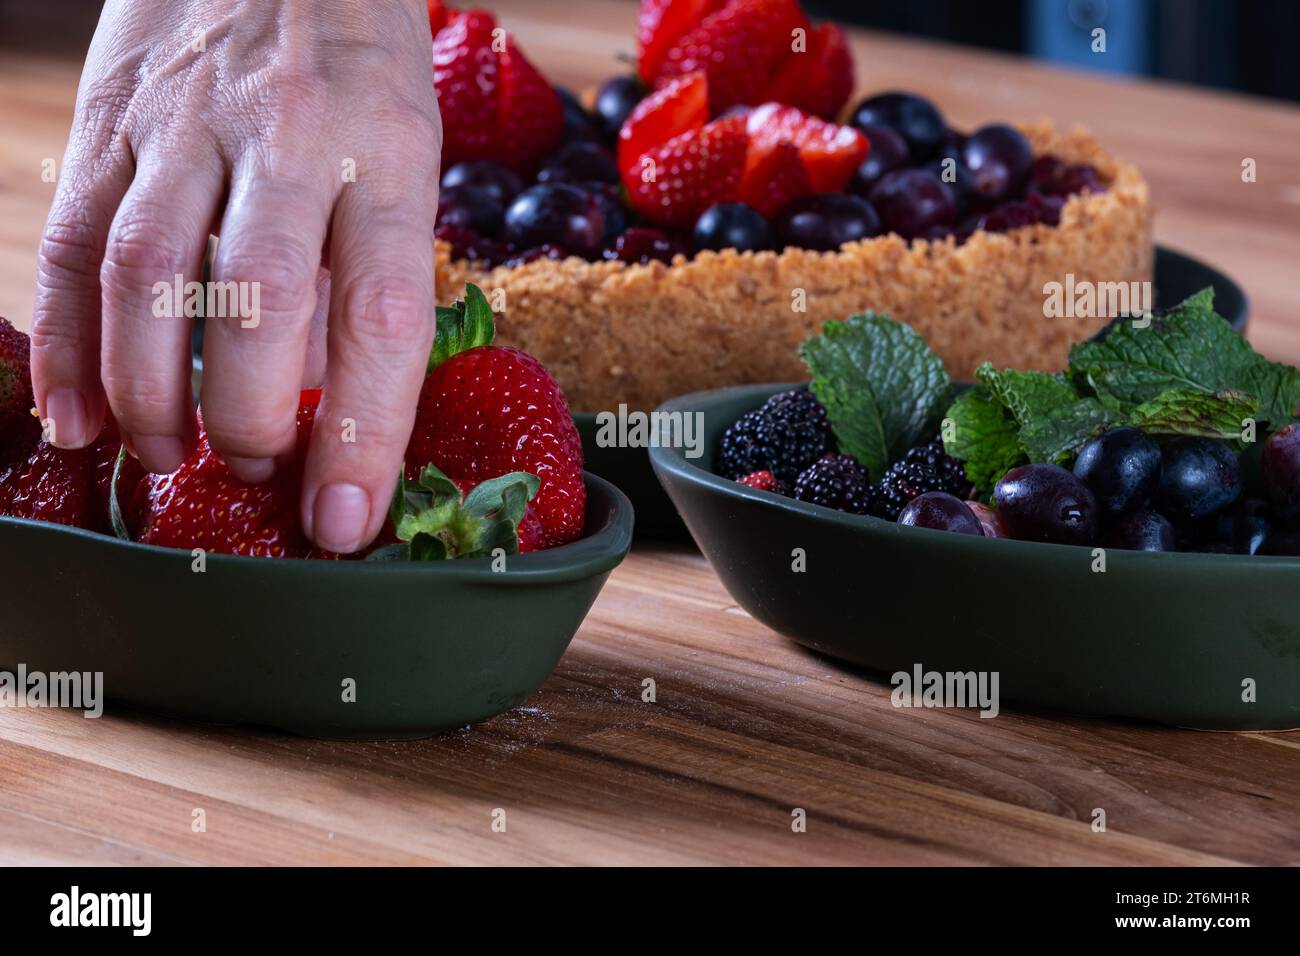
[31,0,441,553]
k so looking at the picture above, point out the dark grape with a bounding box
[1155,438,1242,520]
[774,194,881,251]
[868,169,957,240]
[850,92,946,163]
[441,161,524,205]
[897,492,985,536]
[1103,511,1176,552]
[694,203,772,252]
[537,141,620,186]
[502,184,605,258]
[847,124,910,196]
[604,227,684,264]
[994,463,1099,546]
[1073,427,1163,518]
[1261,526,1300,556]
[435,184,505,237]
[961,124,1034,204]
[593,75,645,143]
[1261,424,1300,522]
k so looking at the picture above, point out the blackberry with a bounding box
[793,454,877,514]
[717,389,831,483]
[873,437,972,520]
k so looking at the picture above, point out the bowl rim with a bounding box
[649,381,1300,566]
[0,471,634,584]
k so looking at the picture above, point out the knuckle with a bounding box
[102,210,191,288]
[216,244,317,326]
[37,218,106,288]
[202,405,297,458]
[338,281,432,346]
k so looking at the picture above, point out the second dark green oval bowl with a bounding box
[0,474,632,739]
[650,383,1300,731]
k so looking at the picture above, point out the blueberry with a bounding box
[993,463,1099,546]
[555,85,601,144]
[1103,511,1176,552]
[593,75,645,143]
[1212,499,1273,555]
[846,123,909,196]
[537,141,620,186]
[868,169,957,240]
[775,194,880,251]
[502,184,605,259]
[897,492,985,536]
[850,92,946,163]
[435,185,505,237]
[604,227,684,265]
[1155,438,1242,520]
[961,124,1034,204]
[1073,427,1163,518]
[441,161,524,205]
[694,203,772,252]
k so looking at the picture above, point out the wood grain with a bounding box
[0,1,1298,865]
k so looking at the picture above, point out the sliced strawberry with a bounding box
[737,140,812,219]
[433,10,500,170]
[765,22,854,120]
[496,36,563,174]
[745,102,868,193]
[636,0,725,84]
[657,0,809,114]
[617,71,708,181]
[625,115,748,228]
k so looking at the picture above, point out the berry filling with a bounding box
[433,3,1108,269]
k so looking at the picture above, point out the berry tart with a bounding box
[430,0,1152,412]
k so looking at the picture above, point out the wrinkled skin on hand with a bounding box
[31,0,442,553]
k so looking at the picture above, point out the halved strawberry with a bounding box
[617,71,709,181]
[745,102,868,193]
[765,22,854,120]
[656,0,809,114]
[427,0,450,33]
[736,140,812,219]
[624,115,748,228]
[433,10,500,170]
[636,0,724,84]
[496,36,563,173]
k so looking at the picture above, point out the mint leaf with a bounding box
[1070,288,1300,423]
[1129,387,1258,441]
[801,313,951,477]
[976,364,1111,463]
[942,385,1026,498]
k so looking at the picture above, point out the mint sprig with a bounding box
[800,312,952,478]
[944,288,1291,498]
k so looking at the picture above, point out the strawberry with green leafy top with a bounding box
[406,285,586,547]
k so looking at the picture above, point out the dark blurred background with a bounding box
[3,0,1298,103]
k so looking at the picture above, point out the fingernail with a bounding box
[44,388,87,448]
[132,435,186,474]
[312,483,371,553]
[226,456,277,484]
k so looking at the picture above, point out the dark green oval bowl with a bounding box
[650,383,1299,731]
[0,474,632,739]
[575,245,1249,541]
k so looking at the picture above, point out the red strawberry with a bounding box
[406,286,585,547]
[736,139,812,219]
[0,316,32,434]
[496,35,563,174]
[656,0,809,115]
[427,0,450,32]
[636,0,724,84]
[2,414,144,535]
[432,9,562,175]
[617,71,709,181]
[130,390,343,559]
[624,115,748,228]
[433,11,501,170]
[765,22,854,120]
[745,102,867,193]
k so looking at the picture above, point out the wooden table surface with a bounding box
[1,0,1299,866]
